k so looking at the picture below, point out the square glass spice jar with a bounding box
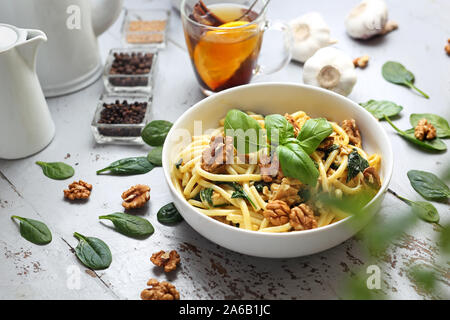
[121,9,170,49]
[103,48,158,94]
[91,94,152,145]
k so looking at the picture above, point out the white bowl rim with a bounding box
[162,82,393,238]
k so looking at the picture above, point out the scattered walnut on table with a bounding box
[363,166,382,189]
[446,39,450,55]
[414,119,437,141]
[140,278,180,300]
[63,180,92,200]
[201,135,235,174]
[263,200,291,226]
[353,55,370,68]
[290,204,318,231]
[150,250,180,273]
[121,184,150,209]
[341,119,362,148]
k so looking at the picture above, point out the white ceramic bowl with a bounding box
[162,83,393,258]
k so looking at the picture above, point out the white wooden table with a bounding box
[1,0,449,300]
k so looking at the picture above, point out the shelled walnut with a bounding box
[140,278,180,300]
[414,119,436,141]
[290,204,318,231]
[121,184,150,209]
[263,200,290,226]
[353,55,369,68]
[150,250,180,272]
[63,180,92,200]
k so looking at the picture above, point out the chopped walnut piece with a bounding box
[353,55,370,68]
[201,135,235,174]
[263,200,290,226]
[341,119,362,148]
[140,278,180,300]
[121,184,150,209]
[284,113,301,136]
[414,119,437,141]
[290,204,318,231]
[150,250,180,273]
[258,153,283,183]
[63,180,92,200]
[318,136,335,151]
[446,39,450,55]
[270,178,302,206]
[363,166,382,189]
[380,20,398,35]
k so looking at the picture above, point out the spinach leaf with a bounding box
[254,181,270,193]
[157,203,183,224]
[407,170,450,201]
[297,118,333,154]
[141,120,173,146]
[382,61,429,99]
[99,213,154,239]
[218,181,257,209]
[224,109,264,154]
[175,158,183,169]
[410,113,450,138]
[277,142,319,186]
[147,146,163,166]
[347,149,369,182]
[393,193,440,224]
[264,114,294,145]
[97,157,154,175]
[11,216,52,245]
[200,188,214,207]
[384,116,447,151]
[73,232,112,270]
[36,161,74,180]
[359,100,403,120]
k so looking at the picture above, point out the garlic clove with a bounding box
[345,0,388,39]
[303,47,357,97]
[290,12,336,63]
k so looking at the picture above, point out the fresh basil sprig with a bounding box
[359,100,403,120]
[11,216,52,245]
[264,114,295,145]
[410,114,450,138]
[147,146,163,166]
[96,157,154,175]
[73,232,112,270]
[36,161,74,180]
[382,61,429,99]
[407,170,450,201]
[297,118,333,154]
[224,109,265,154]
[157,203,183,224]
[384,116,447,151]
[99,213,154,239]
[141,120,173,146]
[347,149,369,182]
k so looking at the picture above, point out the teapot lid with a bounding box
[0,24,20,53]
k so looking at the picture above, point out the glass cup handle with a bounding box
[255,20,293,76]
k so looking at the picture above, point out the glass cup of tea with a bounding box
[181,0,292,95]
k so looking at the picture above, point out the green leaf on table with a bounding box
[141,120,173,146]
[224,109,265,154]
[382,61,429,98]
[409,201,440,223]
[99,213,154,239]
[147,146,163,166]
[359,100,403,120]
[11,216,52,245]
[36,161,74,180]
[407,170,450,201]
[410,113,450,138]
[96,157,154,175]
[157,203,183,225]
[297,118,333,154]
[73,232,112,270]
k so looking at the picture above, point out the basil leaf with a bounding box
[147,146,163,166]
[141,120,173,146]
[99,213,154,239]
[97,157,154,175]
[297,118,333,154]
[277,142,319,186]
[410,113,450,138]
[409,201,440,223]
[73,232,112,270]
[407,170,450,201]
[359,100,403,120]
[382,61,429,98]
[264,114,294,145]
[224,109,264,154]
[36,161,74,180]
[157,203,183,224]
[11,216,52,245]
[347,149,369,182]
[200,188,214,207]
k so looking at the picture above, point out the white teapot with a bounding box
[0,24,55,159]
[0,0,123,97]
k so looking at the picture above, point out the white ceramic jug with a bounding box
[0,24,55,159]
[0,0,123,97]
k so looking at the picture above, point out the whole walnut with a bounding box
[263,200,290,226]
[122,184,150,209]
[290,204,317,231]
[140,278,180,300]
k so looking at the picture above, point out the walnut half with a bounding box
[290,204,318,231]
[64,180,92,200]
[122,184,150,209]
[263,200,290,226]
[414,119,437,141]
[150,250,180,272]
[140,278,180,300]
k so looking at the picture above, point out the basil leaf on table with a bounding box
[147,146,163,166]
[407,170,450,201]
[224,109,264,154]
[157,203,184,224]
[96,157,154,175]
[384,116,447,151]
[73,232,112,270]
[410,113,450,138]
[99,213,154,239]
[347,149,369,182]
[277,142,319,186]
[297,118,333,154]
[36,161,74,180]
[11,216,52,245]
[359,100,403,120]
[382,61,429,99]
[141,120,173,146]
[200,188,214,207]
[264,114,294,145]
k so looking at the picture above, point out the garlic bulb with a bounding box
[290,12,337,63]
[345,0,388,39]
[303,47,357,97]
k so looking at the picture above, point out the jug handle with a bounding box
[16,29,47,71]
[91,0,123,36]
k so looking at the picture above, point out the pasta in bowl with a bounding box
[163,83,393,257]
